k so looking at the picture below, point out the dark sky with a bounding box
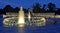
[0,0,60,9]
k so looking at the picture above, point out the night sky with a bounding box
[0,0,60,9]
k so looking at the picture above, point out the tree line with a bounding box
[0,2,60,15]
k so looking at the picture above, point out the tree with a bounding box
[14,7,20,13]
[48,3,56,12]
[56,8,60,15]
[3,5,13,12]
[42,4,46,12]
[0,9,3,14]
[33,3,43,13]
[42,4,46,10]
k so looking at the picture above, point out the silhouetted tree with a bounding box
[42,4,46,12]
[24,8,28,13]
[56,8,60,15]
[33,3,43,13]
[0,2,60,15]
[14,7,20,13]
[47,3,56,12]
[3,5,13,12]
[42,4,46,10]
[0,9,3,14]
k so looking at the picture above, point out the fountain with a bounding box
[18,6,25,27]
[3,6,46,27]
[28,11,31,21]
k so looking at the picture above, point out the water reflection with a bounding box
[3,24,25,33]
[18,24,25,27]
[18,27,25,33]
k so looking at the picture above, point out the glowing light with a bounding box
[18,24,25,27]
[40,17,46,23]
[55,15,60,18]
[28,11,31,21]
[3,19,9,25]
[18,17,25,24]
[40,17,46,26]
[18,6,25,25]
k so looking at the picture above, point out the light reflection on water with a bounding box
[17,24,25,33]
[1,18,60,33]
[2,24,42,33]
[18,27,25,33]
[1,21,60,33]
[2,25,25,33]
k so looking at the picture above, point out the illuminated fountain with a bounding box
[28,11,31,21]
[3,6,46,27]
[18,6,25,27]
